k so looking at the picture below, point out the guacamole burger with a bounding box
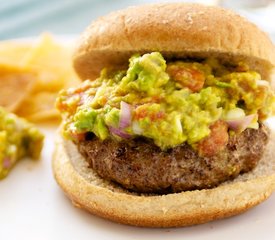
[53,3,275,227]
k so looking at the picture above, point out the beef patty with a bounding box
[77,124,269,194]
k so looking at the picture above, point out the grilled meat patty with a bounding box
[77,124,269,194]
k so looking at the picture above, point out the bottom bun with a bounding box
[52,131,275,228]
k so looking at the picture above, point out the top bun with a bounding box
[73,3,275,81]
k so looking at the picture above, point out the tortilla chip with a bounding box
[0,65,35,111]
[0,42,31,67]
[21,33,80,93]
[26,110,61,122]
[15,92,59,118]
[0,33,80,122]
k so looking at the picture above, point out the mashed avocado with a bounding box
[56,52,275,150]
[0,108,44,179]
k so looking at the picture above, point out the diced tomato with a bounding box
[198,120,229,157]
[149,111,165,121]
[167,65,205,92]
[73,83,91,94]
[70,131,86,141]
[134,108,148,120]
[134,107,165,122]
[55,100,67,112]
[235,64,249,72]
[255,86,269,119]
[151,95,162,103]
[56,94,80,115]
[238,80,252,92]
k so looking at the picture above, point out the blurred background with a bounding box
[1,0,275,41]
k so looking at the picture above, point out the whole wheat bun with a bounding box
[53,131,275,227]
[54,3,275,227]
[73,3,275,81]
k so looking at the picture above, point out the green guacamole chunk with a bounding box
[0,108,44,179]
[56,52,275,150]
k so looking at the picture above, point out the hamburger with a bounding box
[53,3,275,227]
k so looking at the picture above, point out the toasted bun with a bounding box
[52,130,275,227]
[73,3,275,82]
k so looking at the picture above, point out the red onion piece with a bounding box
[226,114,256,132]
[3,157,11,169]
[119,101,132,129]
[109,126,131,139]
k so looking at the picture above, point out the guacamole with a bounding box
[0,108,44,179]
[56,52,275,150]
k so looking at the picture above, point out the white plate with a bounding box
[0,37,275,240]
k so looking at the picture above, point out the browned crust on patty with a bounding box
[77,125,269,193]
